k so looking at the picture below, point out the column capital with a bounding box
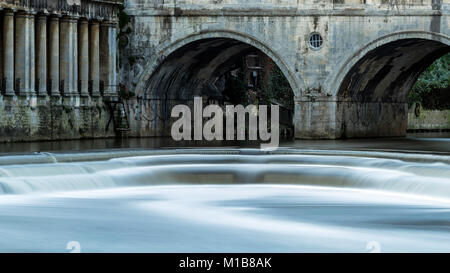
[3,9,15,17]
[27,10,38,16]
[15,11,28,18]
[16,10,37,17]
[101,20,118,28]
[89,20,101,26]
[37,13,49,20]
[37,10,50,16]
[49,15,61,21]
[50,12,63,18]
[60,15,79,23]
[79,18,89,25]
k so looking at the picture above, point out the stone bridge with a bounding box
[122,0,450,139]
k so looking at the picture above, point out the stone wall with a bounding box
[0,96,111,142]
[408,108,450,131]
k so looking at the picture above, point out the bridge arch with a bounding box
[333,31,450,138]
[134,29,301,100]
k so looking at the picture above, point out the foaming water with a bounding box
[0,149,450,252]
[1,151,450,199]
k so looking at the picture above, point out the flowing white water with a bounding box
[0,149,449,252]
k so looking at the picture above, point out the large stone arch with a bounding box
[134,29,302,100]
[331,31,450,138]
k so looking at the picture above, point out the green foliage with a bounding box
[409,53,450,110]
[261,65,294,109]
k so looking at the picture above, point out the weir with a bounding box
[0,148,449,252]
[1,149,450,196]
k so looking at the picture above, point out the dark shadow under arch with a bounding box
[137,37,295,137]
[337,38,450,138]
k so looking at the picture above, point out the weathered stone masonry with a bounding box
[0,0,120,142]
[122,0,450,139]
[1,0,449,141]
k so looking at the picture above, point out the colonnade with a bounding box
[0,9,118,98]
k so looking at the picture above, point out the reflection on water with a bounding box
[0,133,449,155]
[407,131,450,138]
[0,149,449,252]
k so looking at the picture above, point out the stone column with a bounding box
[100,21,118,97]
[3,10,15,96]
[99,21,109,96]
[0,12,3,95]
[59,16,74,96]
[89,20,100,97]
[109,21,118,96]
[79,19,89,97]
[28,13,36,96]
[15,11,31,96]
[36,14,47,96]
[72,18,78,95]
[49,15,60,96]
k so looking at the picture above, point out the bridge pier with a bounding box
[294,100,341,140]
[337,101,408,138]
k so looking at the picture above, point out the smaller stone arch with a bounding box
[331,31,450,99]
[331,31,450,138]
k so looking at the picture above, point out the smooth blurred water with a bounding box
[0,149,449,252]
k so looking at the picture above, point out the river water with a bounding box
[0,136,449,252]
